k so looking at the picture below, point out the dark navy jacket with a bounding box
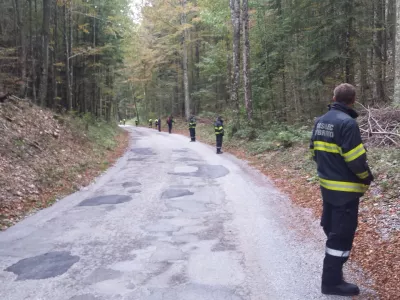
[310,102,373,205]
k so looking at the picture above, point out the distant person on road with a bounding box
[166,115,174,134]
[135,119,138,126]
[148,118,152,128]
[123,119,126,125]
[155,118,159,129]
[157,117,161,132]
[214,116,224,154]
[189,115,196,142]
[310,83,374,297]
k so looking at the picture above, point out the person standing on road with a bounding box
[148,118,152,128]
[155,118,159,129]
[135,119,138,126]
[167,115,174,134]
[214,116,224,154]
[157,117,161,132]
[189,115,196,142]
[310,83,374,297]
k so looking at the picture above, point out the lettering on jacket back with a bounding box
[315,123,334,138]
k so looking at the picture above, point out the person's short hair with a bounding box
[333,83,356,104]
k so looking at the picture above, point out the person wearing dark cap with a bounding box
[188,115,197,142]
[167,115,174,134]
[214,116,224,154]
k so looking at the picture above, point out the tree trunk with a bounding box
[39,0,50,106]
[181,0,190,120]
[230,0,241,117]
[69,0,74,108]
[14,0,27,97]
[242,0,253,121]
[375,0,385,103]
[29,0,37,103]
[64,2,72,110]
[52,0,58,108]
[394,0,400,105]
[345,0,355,84]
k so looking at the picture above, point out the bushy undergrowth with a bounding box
[230,123,311,154]
[70,113,119,152]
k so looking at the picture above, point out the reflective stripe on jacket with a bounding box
[214,120,224,135]
[310,102,373,205]
[189,117,196,129]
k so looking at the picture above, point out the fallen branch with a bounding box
[356,102,400,147]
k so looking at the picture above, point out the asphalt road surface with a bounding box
[0,127,360,300]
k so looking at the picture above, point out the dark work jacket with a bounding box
[189,117,196,129]
[214,120,224,135]
[310,102,374,205]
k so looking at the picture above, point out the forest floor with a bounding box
[169,118,399,300]
[0,99,129,230]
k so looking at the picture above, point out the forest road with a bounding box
[0,126,359,300]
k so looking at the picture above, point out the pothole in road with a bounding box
[175,157,200,162]
[78,195,132,206]
[173,166,198,173]
[128,157,147,162]
[131,148,156,155]
[128,189,141,194]
[5,251,80,281]
[144,284,244,300]
[167,200,208,213]
[169,164,229,179]
[172,149,189,153]
[161,189,194,199]
[197,222,224,240]
[69,295,99,300]
[122,181,141,188]
[212,239,237,252]
[83,267,123,284]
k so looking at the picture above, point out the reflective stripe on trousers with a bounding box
[326,247,350,258]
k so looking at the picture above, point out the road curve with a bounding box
[0,127,358,300]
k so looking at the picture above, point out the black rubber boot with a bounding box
[322,281,360,296]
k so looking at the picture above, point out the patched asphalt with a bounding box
[0,126,363,300]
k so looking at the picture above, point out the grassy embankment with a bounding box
[0,100,129,229]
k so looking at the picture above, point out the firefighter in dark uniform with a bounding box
[310,83,374,296]
[157,117,161,132]
[214,116,224,154]
[167,115,174,134]
[155,118,159,129]
[189,115,196,142]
